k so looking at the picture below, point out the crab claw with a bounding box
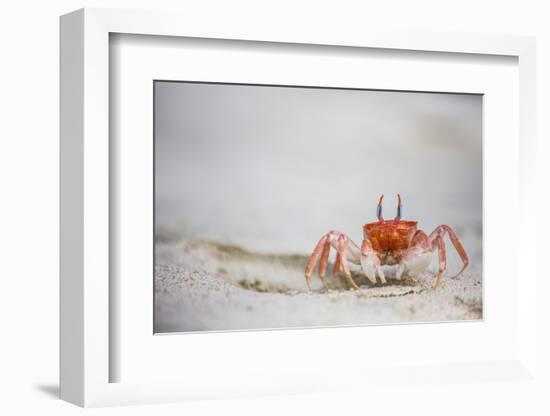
[377,265,386,284]
[361,253,384,284]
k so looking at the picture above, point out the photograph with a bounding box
[153,81,483,333]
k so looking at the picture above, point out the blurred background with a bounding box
[155,81,482,259]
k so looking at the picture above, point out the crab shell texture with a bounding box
[363,221,418,261]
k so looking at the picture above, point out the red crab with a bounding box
[304,194,469,293]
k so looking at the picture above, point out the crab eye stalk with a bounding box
[377,194,384,221]
[396,194,402,221]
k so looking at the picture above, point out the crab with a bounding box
[304,194,469,293]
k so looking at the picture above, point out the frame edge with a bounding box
[59,8,85,407]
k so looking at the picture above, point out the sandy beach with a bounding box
[154,236,482,333]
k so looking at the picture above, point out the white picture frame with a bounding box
[60,7,537,408]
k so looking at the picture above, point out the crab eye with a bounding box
[396,194,402,220]
[376,194,384,221]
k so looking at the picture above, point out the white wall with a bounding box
[1,1,548,415]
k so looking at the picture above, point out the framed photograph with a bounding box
[60,8,538,407]
[153,80,481,333]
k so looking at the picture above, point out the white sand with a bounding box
[154,239,482,333]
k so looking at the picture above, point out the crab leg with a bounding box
[332,253,343,286]
[411,229,431,248]
[317,240,331,287]
[305,230,363,293]
[429,225,469,278]
[304,234,329,290]
[432,235,447,289]
[337,235,363,294]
